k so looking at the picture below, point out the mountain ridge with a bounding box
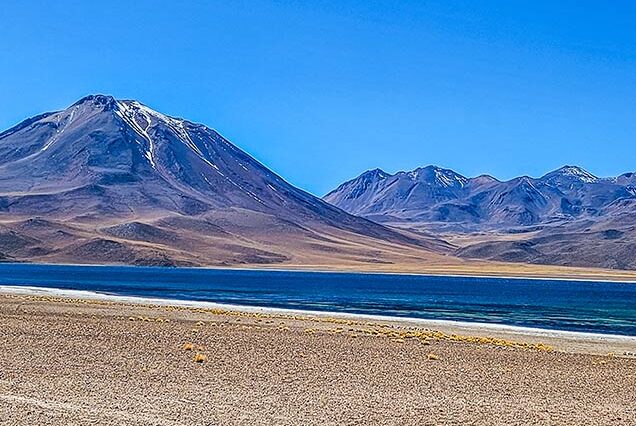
[325,164,636,270]
[325,164,636,229]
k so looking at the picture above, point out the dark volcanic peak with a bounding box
[364,168,391,179]
[325,168,389,198]
[343,168,391,186]
[71,94,118,109]
[361,168,392,181]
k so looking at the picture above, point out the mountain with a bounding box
[0,95,450,267]
[325,165,636,270]
[325,166,471,224]
[325,165,636,229]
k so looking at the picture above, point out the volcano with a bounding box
[0,95,449,267]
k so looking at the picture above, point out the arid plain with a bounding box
[1,292,634,426]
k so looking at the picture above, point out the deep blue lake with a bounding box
[0,263,635,336]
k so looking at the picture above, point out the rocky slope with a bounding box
[0,95,450,267]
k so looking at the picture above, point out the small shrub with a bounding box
[194,353,207,363]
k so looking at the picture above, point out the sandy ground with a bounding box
[263,261,636,282]
[1,293,635,426]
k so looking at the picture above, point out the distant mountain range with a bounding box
[0,95,447,267]
[325,166,636,269]
[324,165,636,230]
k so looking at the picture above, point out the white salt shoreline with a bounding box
[2,284,635,350]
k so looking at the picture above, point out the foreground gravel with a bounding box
[0,294,635,425]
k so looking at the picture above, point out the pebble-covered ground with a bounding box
[1,294,635,426]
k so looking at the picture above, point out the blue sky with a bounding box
[1,1,635,195]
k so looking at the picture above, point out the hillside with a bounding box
[0,95,450,268]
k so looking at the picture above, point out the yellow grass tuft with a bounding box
[182,342,194,351]
[194,353,207,363]
[427,353,439,360]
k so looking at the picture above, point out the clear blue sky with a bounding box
[1,1,635,195]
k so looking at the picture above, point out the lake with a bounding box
[0,263,635,336]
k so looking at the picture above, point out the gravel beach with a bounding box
[1,292,635,425]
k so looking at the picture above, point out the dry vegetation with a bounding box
[1,293,635,425]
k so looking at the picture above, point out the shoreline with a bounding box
[3,284,635,356]
[3,260,636,284]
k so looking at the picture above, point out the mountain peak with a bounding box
[470,174,500,184]
[323,168,392,203]
[71,94,118,109]
[362,168,391,179]
[405,165,468,188]
[69,96,178,124]
[544,165,598,183]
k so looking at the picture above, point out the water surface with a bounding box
[1,263,634,336]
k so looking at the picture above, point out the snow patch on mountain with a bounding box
[433,167,468,188]
[41,106,79,153]
[406,166,467,188]
[115,101,158,169]
[554,166,599,183]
